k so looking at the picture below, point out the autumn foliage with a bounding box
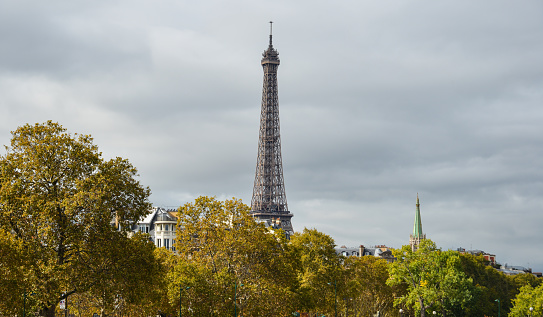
[1,122,540,317]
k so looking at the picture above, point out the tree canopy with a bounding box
[0,121,152,317]
[388,239,475,317]
[510,283,543,317]
[2,122,540,317]
[173,196,300,316]
[289,228,343,315]
[343,255,397,317]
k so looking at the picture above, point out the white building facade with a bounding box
[133,207,178,252]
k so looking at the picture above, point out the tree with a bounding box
[0,121,151,317]
[388,240,475,317]
[457,253,523,317]
[173,196,299,316]
[137,247,179,317]
[289,228,343,316]
[84,233,162,317]
[510,283,543,317]
[343,255,399,317]
[0,228,29,315]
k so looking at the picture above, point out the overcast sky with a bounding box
[1,0,542,271]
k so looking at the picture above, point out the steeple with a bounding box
[409,194,426,251]
[251,23,294,237]
[413,193,423,238]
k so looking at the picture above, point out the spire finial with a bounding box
[269,21,273,46]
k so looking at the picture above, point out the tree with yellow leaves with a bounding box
[289,228,343,316]
[172,196,299,316]
[0,121,151,317]
[342,255,398,317]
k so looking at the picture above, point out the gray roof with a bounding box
[140,207,158,224]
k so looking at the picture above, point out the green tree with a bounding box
[173,196,299,316]
[510,283,543,317]
[388,240,475,317]
[0,121,151,317]
[289,228,343,316]
[457,253,523,317]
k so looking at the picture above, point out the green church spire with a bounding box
[413,193,423,238]
[410,193,426,251]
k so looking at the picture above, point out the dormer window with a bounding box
[139,225,149,233]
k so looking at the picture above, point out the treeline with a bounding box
[1,122,542,316]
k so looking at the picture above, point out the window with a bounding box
[172,240,176,252]
[157,239,161,248]
[165,224,169,231]
[165,239,170,249]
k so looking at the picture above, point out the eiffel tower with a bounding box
[251,22,294,236]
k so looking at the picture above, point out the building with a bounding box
[133,207,178,251]
[250,22,294,237]
[457,248,542,277]
[499,265,542,277]
[336,245,362,257]
[335,245,395,263]
[409,194,426,251]
[456,247,496,266]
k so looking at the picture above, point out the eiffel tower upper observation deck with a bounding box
[251,22,294,237]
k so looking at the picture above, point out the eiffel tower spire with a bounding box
[251,22,294,236]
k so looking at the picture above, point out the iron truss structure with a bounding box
[251,22,294,236]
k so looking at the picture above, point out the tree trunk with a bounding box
[419,298,426,317]
[39,304,56,317]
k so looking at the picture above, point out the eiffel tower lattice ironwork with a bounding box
[251,22,294,236]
